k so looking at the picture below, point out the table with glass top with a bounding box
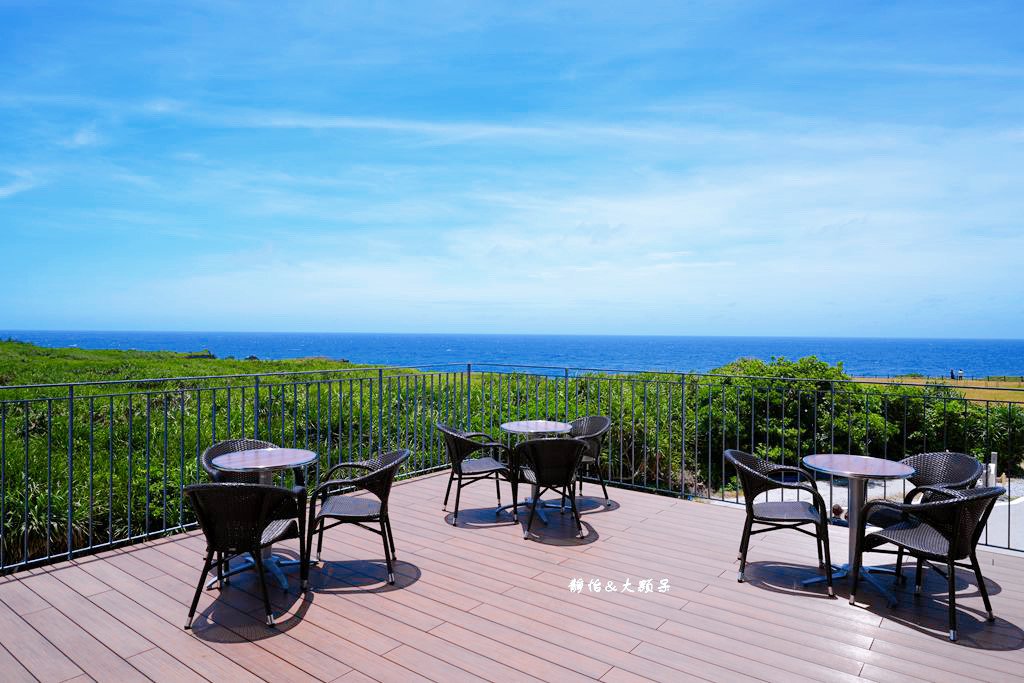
[497,420,573,523]
[208,447,317,590]
[800,453,915,605]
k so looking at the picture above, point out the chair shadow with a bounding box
[309,558,422,595]
[743,559,1024,650]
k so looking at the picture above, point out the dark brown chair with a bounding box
[569,416,612,501]
[852,485,1004,641]
[304,449,411,586]
[866,451,984,584]
[184,483,306,628]
[516,438,589,540]
[436,424,515,525]
[725,449,834,595]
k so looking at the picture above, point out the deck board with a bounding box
[1,471,1023,682]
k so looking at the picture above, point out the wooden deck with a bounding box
[1,471,1023,682]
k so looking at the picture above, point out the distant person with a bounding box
[950,369,955,381]
[958,368,964,381]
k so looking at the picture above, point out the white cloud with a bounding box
[61,125,101,148]
[0,170,39,199]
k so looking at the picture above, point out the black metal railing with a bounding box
[2,362,1021,572]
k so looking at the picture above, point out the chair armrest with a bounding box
[323,461,373,481]
[767,465,817,485]
[464,431,496,441]
[903,484,959,505]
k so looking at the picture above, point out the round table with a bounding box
[499,419,572,436]
[209,447,317,590]
[498,420,573,522]
[801,454,914,604]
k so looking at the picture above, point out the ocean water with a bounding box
[3,330,1023,378]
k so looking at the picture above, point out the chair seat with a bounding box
[518,466,537,485]
[460,456,507,475]
[752,500,820,523]
[261,518,299,546]
[867,518,950,558]
[581,454,597,464]
[317,494,382,521]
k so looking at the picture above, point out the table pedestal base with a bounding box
[497,497,573,525]
[802,564,900,606]
[206,554,307,591]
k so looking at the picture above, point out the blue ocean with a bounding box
[2,330,1023,378]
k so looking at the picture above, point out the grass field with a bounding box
[857,376,1024,402]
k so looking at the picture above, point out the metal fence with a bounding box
[2,363,1022,573]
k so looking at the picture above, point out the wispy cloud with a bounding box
[0,170,39,199]
[61,125,101,148]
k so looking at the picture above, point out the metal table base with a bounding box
[802,564,901,606]
[206,553,307,591]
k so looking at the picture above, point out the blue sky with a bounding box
[1,1,1022,337]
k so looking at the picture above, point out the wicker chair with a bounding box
[725,449,834,595]
[436,424,514,525]
[304,449,411,586]
[201,438,306,486]
[184,483,306,629]
[569,416,612,501]
[867,451,983,530]
[516,438,589,540]
[852,485,1004,641]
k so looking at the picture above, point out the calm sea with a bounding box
[3,330,1023,378]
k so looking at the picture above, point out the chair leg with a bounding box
[947,559,958,641]
[385,516,397,560]
[568,487,584,538]
[251,552,275,627]
[381,520,395,584]
[737,515,753,582]
[216,551,224,587]
[816,536,824,569]
[968,551,995,623]
[511,478,519,523]
[452,475,463,526]
[185,549,215,629]
[443,470,454,510]
[895,548,904,585]
[524,492,540,540]
[820,524,834,597]
[316,519,325,563]
[914,557,924,595]
[596,463,609,501]
[849,536,864,605]
[495,472,502,506]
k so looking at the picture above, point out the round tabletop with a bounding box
[500,419,572,435]
[802,454,914,480]
[211,447,318,473]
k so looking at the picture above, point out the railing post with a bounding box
[564,367,569,421]
[377,369,384,452]
[67,384,74,560]
[466,363,472,431]
[680,374,687,499]
[253,376,260,439]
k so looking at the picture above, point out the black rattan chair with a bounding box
[304,449,411,586]
[852,485,1004,641]
[725,449,834,595]
[436,424,515,525]
[867,451,983,529]
[569,416,612,501]
[184,483,306,629]
[866,451,984,584]
[201,438,307,486]
[516,438,589,540]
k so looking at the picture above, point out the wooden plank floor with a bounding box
[2,471,1023,682]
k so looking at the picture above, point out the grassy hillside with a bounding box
[0,338,365,387]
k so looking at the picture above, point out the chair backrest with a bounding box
[569,416,611,458]
[515,438,588,488]
[200,439,279,483]
[915,486,1004,560]
[902,451,984,490]
[185,483,295,553]
[435,424,488,473]
[352,449,412,505]
[725,449,784,510]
